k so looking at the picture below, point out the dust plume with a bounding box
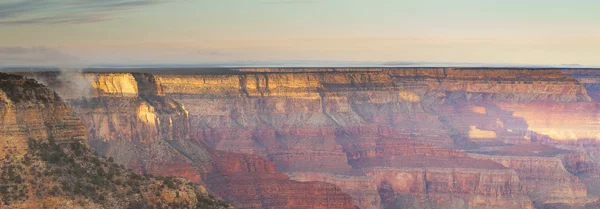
[0,46,95,99]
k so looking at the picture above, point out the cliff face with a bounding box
[71,73,190,143]
[58,73,197,184]
[288,172,381,209]
[366,167,531,209]
[0,73,86,158]
[470,153,590,206]
[31,72,357,209]
[0,73,231,209]
[204,150,356,209]
[27,68,600,209]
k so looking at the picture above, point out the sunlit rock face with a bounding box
[67,73,191,144]
[92,73,139,97]
[27,68,600,209]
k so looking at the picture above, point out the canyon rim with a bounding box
[1,67,599,209]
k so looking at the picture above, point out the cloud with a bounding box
[0,0,167,25]
[0,46,80,66]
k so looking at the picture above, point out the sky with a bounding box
[0,0,600,67]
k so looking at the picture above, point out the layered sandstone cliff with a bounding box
[0,73,86,158]
[469,144,596,208]
[155,68,600,209]
[24,68,600,209]
[30,72,358,209]
[203,149,356,209]
[0,73,231,209]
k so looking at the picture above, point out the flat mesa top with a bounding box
[2,67,600,75]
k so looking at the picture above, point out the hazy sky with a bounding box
[1,0,599,66]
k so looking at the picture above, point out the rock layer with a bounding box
[23,68,600,209]
[31,72,357,209]
[0,73,86,158]
[0,73,231,209]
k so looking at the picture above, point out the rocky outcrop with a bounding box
[0,73,86,158]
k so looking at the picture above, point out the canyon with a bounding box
[0,73,231,208]
[10,68,600,209]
